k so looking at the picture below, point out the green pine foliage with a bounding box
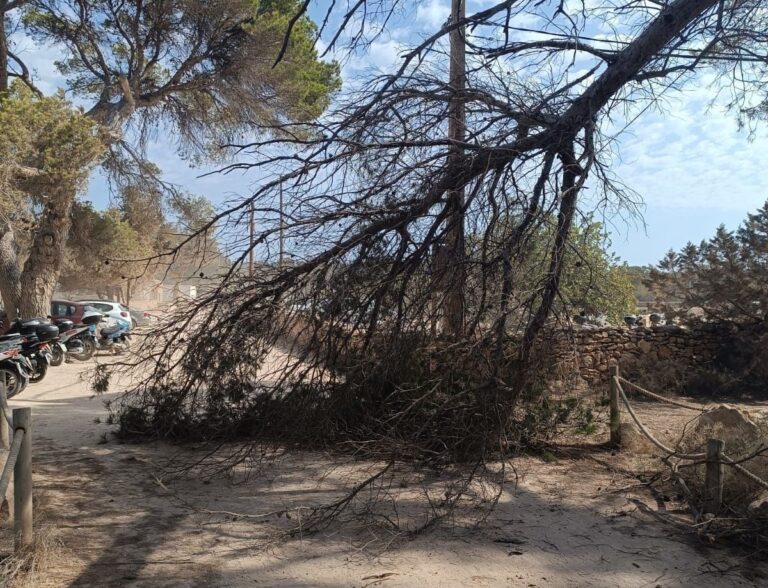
[648,201,768,324]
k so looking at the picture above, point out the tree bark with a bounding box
[18,188,75,318]
[0,222,21,319]
[0,19,22,337]
[125,279,133,307]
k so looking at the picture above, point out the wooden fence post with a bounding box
[609,364,621,447]
[0,373,8,450]
[0,374,10,523]
[704,438,725,515]
[13,407,32,549]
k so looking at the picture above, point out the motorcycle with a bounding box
[97,317,132,354]
[0,339,33,398]
[23,338,53,383]
[1,318,59,383]
[72,309,103,360]
[49,340,70,367]
[50,319,89,366]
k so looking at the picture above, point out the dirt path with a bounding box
[5,360,218,587]
[3,360,764,587]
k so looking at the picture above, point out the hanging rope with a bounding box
[0,428,24,498]
[615,375,768,491]
[722,455,768,491]
[617,377,705,412]
[613,377,706,460]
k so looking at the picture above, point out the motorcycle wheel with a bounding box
[29,359,48,384]
[0,368,28,398]
[50,345,64,367]
[71,338,96,361]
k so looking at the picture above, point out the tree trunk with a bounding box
[0,222,21,319]
[18,188,75,318]
[125,279,133,308]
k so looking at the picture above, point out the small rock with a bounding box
[695,405,761,445]
[637,340,653,353]
[748,493,768,518]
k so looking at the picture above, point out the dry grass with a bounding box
[0,523,62,588]
[0,489,68,588]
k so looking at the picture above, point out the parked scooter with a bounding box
[23,337,53,383]
[60,308,103,361]
[97,316,131,354]
[1,318,59,383]
[0,341,32,398]
[50,319,88,366]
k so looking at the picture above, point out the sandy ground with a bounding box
[0,358,764,587]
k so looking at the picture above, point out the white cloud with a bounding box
[416,0,450,30]
[611,86,768,214]
[341,38,407,79]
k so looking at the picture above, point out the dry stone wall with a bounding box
[545,325,724,384]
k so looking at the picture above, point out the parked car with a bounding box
[129,308,160,327]
[50,299,92,325]
[77,300,134,329]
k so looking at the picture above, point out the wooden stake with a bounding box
[13,407,32,549]
[609,364,621,447]
[705,438,725,515]
[0,373,8,450]
[0,373,10,523]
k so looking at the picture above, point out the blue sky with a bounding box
[13,0,768,267]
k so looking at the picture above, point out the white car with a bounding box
[77,301,135,329]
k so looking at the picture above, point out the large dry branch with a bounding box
[105,0,767,500]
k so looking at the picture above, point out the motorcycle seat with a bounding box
[101,325,121,337]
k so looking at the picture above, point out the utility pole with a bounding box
[249,201,254,277]
[279,184,285,266]
[0,1,10,93]
[442,0,467,338]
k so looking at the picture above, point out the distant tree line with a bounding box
[648,201,768,325]
[61,186,218,307]
[648,201,768,393]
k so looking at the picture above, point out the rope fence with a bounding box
[0,374,33,550]
[609,363,768,514]
[724,457,768,492]
[613,376,705,460]
[0,429,25,499]
[616,376,705,412]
